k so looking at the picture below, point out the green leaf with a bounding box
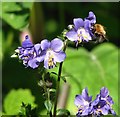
[1,2,33,30]
[57,109,70,116]
[4,89,36,115]
[0,30,2,62]
[103,115,118,117]
[50,72,66,82]
[44,100,52,112]
[19,102,37,116]
[47,43,118,115]
[49,88,56,93]
[61,76,67,83]
[62,43,118,115]
[51,72,58,76]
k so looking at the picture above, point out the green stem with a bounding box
[47,88,52,117]
[53,62,63,117]
[53,40,67,117]
[42,74,52,117]
[49,111,52,117]
[42,74,47,99]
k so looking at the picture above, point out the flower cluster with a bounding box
[75,87,116,117]
[13,35,66,69]
[66,11,96,47]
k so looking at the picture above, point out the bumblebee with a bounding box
[92,24,108,43]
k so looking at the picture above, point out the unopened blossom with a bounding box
[40,38,66,69]
[74,88,92,116]
[15,35,42,69]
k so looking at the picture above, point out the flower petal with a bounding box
[85,11,96,24]
[110,109,116,115]
[22,38,33,48]
[100,87,109,98]
[84,20,91,30]
[91,94,100,106]
[73,18,84,30]
[101,106,109,115]
[28,59,39,69]
[35,50,46,62]
[74,94,87,107]
[82,88,92,102]
[34,43,41,55]
[50,38,64,52]
[107,95,114,105]
[44,57,49,69]
[41,39,50,50]
[54,51,66,63]
[66,30,78,42]
[81,106,90,116]
[34,43,41,51]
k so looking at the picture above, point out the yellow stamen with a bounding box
[48,53,54,67]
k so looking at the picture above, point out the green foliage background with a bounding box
[1,2,119,115]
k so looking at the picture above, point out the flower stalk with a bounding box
[53,39,67,117]
[42,73,53,117]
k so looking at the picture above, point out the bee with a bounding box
[92,24,108,43]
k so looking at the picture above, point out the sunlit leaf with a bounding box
[0,30,2,62]
[57,109,70,116]
[61,76,67,83]
[4,89,36,115]
[49,88,56,93]
[44,100,52,112]
[61,43,118,115]
[1,2,33,30]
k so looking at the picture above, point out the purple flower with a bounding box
[91,87,116,116]
[75,87,116,117]
[84,11,96,37]
[75,88,92,116]
[66,11,97,47]
[66,19,92,47]
[40,38,66,69]
[85,11,96,24]
[100,87,114,105]
[66,13,94,47]
[16,35,42,69]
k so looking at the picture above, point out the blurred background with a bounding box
[1,2,119,115]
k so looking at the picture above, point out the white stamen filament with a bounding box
[83,100,89,106]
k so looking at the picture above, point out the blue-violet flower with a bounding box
[40,38,66,69]
[91,87,116,116]
[75,88,92,116]
[15,35,42,69]
[84,11,96,37]
[75,87,116,117]
[66,11,96,47]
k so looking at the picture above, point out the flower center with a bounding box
[77,28,90,42]
[83,100,89,106]
[47,49,55,68]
